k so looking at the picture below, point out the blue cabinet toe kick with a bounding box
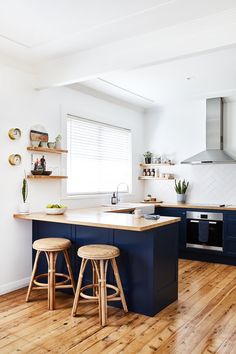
[32,221,179,317]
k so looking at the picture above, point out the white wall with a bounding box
[0,63,144,294]
[144,99,236,204]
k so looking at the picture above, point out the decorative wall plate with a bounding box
[8,154,22,166]
[8,128,21,140]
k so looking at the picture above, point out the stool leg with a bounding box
[111,258,128,313]
[92,260,101,321]
[92,260,99,297]
[48,251,57,310]
[104,260,108,320]
[99,259,107,326]
[72,258,87,316]
[63,249,76,294]
[26,250,41,302]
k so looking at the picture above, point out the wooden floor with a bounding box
[1,259,236,354]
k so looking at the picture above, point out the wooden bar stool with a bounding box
[26,238,76,310]
[72,244,128,326]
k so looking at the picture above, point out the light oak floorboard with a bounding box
[0,260,236,353]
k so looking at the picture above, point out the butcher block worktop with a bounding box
[14,205,180,232]
[154,202,236,211]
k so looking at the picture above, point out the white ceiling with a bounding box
[0,0,236,66]
[72,46,236,108]
[1,0,236,99]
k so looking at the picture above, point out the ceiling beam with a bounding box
[34,8,236,89]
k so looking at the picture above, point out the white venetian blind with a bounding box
[67,114,132,195]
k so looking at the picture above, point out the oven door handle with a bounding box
[189,220,217,224]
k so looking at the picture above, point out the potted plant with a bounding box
[174,179,189,203]
[143,151,152,164]
[55,134,62,149]
[18,174,29,213]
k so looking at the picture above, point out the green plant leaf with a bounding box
[174,179,189,194]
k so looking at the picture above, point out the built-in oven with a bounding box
[186,211,223,252]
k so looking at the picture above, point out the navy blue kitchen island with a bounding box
[15,207,180,317]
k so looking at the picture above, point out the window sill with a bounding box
[61,193,134,201]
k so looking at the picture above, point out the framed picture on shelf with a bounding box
[30,153,60,176]
[31,154,46,172]
[30,130,48,142]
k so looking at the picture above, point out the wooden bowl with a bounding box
[31,170,43,175]
[42,171,52,176]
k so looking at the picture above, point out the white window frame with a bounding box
[61,112,132,199]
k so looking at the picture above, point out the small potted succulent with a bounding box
[18,174,29,213]
[143,151,152,164]
[174,179,189,204]
[55,134,62,149]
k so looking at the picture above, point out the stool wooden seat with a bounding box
[26,238,76,310]
[33,238,71,252]
[72,244,128,326]
[78,244,120,260]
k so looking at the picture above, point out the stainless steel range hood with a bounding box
[181,98,236,164]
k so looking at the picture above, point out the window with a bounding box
[67,114,132,195]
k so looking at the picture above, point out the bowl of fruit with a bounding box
[45,204,67,215]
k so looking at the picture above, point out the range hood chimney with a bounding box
[181,98,236,164]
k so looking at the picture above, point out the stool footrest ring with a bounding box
[33,273,70,287]
[80,283,119,300]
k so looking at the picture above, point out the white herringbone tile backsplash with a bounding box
[144,164,236,204]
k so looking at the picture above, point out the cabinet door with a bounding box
[113,228,154,315]
[155,207,186,250]
[74,225,113,283]
[223,212,236,256]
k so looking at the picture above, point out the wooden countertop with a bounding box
[14,205,180,232]
[153,202,236,211]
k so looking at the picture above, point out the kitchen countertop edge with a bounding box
[14,207,181,232]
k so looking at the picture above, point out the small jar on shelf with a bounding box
[151,168,155,177]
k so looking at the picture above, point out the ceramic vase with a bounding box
[18,202,30,214]
[177,194,186,203]
[55,141,61,149]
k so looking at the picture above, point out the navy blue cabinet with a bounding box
[223,213,236,257]
[32,220,179,316]
[153,207,236,265]
[155,207,186,251]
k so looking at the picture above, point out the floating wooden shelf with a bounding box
[140,163,175,167]
[27,175,68,179]
[27,147,68,154]
[138,176,175,180]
